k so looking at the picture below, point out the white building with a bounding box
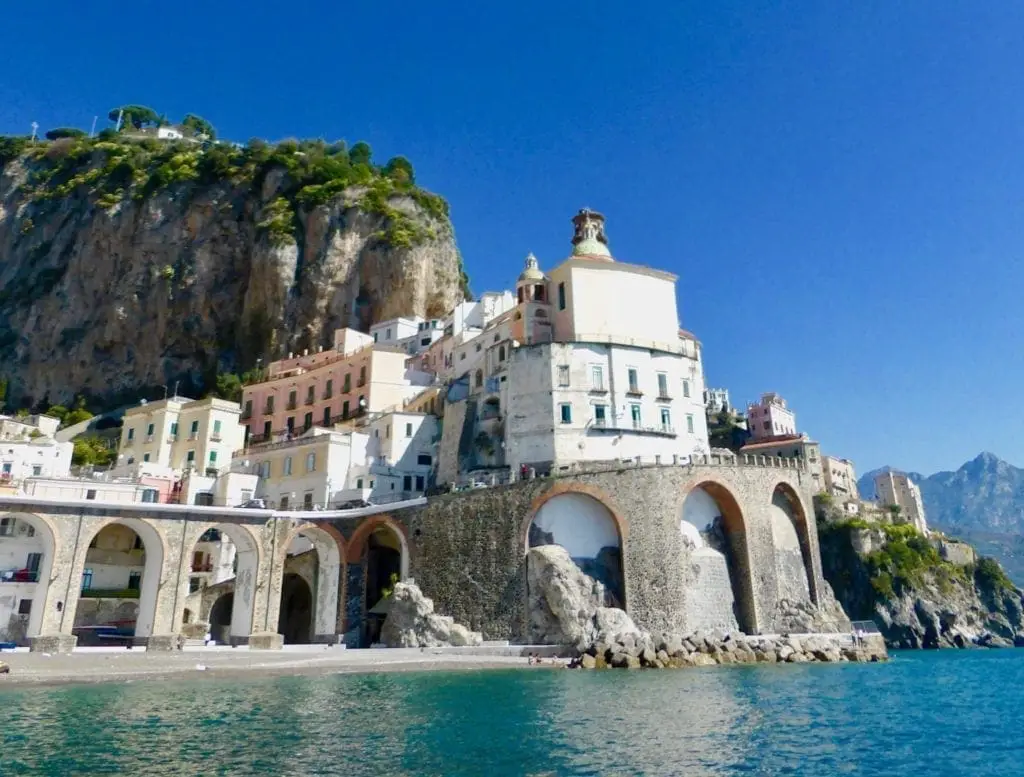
[874,471,928,534]
[0,515,46,643]
[821,455,859,502]
[0,438,73,485]
[704,388,731,413]
[0,414,61,441]
[358,411,439,497]
[746,393,797,440]
[437,209,711,482]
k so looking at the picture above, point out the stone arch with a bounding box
[183,522,262,641]
[209,592,234,644]
[525,485,626,609]
[277,522,345,642]
[680,480,758,634]
[769,482,819,605]
[75,517,166,639]
[278,573,313,644]
[346,515,409,647]
[0,511,58,642]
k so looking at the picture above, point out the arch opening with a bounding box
[0,512,56,645]
[209,592,234,644]
[362,526,403,647]
[770,485,817,605]
[680,483,757,634]
[73,519,163,643]
[181,524,259,644]
[528,492,624,608]
[276,525,343,644]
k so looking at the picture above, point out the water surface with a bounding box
[1,650,1021,775]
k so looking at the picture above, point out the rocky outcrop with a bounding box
[819,521,1024,649]
[0,144,466,406]
[380,582,483,648]
[527,545,885,669]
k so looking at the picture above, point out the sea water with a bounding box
[1,650,1021,776]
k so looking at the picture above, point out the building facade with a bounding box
[739,435,823,492]
[821,455,859,502]
[874,471,928,534]
[747,393,797,440]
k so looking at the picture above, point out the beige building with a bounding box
[118,396,246,475]
[739,435,823,492]
[821,455,859,501]
[874,471,928,534]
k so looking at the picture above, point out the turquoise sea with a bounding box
[1,650,1021,776]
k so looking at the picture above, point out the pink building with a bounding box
[240,328,431,444]
[746,392,797,440]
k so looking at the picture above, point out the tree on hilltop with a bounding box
[349,141,372,167]
[181,114,216,139]
[384,155,415,185]
[108,105,160,131]
[45,127,86,141]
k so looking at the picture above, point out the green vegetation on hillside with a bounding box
[0,112,454,257]
[71,434,116,467]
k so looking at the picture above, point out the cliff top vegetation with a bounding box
[0,111,452,254]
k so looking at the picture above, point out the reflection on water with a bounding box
[1,651,1022,776]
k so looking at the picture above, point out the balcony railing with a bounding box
[263,405,275,415]
[305,396,315,406]
[211,433,222,442]
[1,569,39,583]
[323,389,333,400]
[587,420,676,437]
[286,400,298,411]
[241,409,252,420]
[166,435,178,443]
[144,435,155,443]
[191,563,213,573]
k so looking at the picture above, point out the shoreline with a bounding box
[0,646,557,690]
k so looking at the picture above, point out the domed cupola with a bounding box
[570,208,613,260]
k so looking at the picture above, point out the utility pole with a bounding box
[89,116,98,138]
[29,122,38,141]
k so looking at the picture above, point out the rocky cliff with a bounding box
[818,515,1024,649]
[0,135,468,407]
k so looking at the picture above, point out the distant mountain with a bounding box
[857,453,1024,582]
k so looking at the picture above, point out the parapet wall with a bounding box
[333,459,826,641]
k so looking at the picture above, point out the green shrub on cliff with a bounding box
[974,557,1015,593]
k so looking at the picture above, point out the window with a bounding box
[356,478,364,489]
[323,407,332,426]
[591,365,604,391]
[263,421,271,438]
[682,379,691,398]
[170,422,178,438]
[558,282,566,310]
[415,475,425,491]
[141,489,159,503]
[358,366,366,386]
[146,423,154,436]
[213,419,222,435]
[403,475,412,491]
[475,343,482,353]
[498,345,506,362]
[127,457,135,465]
[343,374,351,393]
[386,327,392,339]
[31,464,42,476]
[280,495,290,510]
[189,577,201,594]
[763,421,770,430]
[141,454,149,464]
[559,404,572,424]
[187,450,196,464]
[369,479,375,488]
[417,453,432,466]
[657,373,669,398]
[557,365,570,387]
[190,420,199,439]
[81,569,93,590]
[660,408,671,428]
[385,424,391,439]
[594,404,607,426]
[86,489,97,500]
[627,368,639,393]
[209,451,218,465]
[630,404,642,427]
[373,332,378,343]
[0,517,13,537]
[303,412,313,430]
[26,552,41,573]
[305,452,316,472]
[475,370,483,388]
[127,427,135,441]
[259,461,271,478]
[303,492,314,510]
[265,396,275,413]
[18,599,31,616]
[686,414,695,434]
[342,400,350,419]
[405,423,413,438]
[243,401,251,418]
[287,416,295,432]
[306,386,315,404]
[324,378,334,398]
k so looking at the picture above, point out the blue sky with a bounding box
[2,2,1023,475]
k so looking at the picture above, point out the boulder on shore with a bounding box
[380,582,483,648]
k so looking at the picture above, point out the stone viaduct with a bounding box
[0,454,835,652]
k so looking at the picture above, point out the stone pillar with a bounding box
[145,634,183,651]
[30,634,77,653]
[248,631,283,650]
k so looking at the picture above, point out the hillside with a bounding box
[858,453,1024,582]
[0,130,468,409]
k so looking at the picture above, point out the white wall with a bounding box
[531,493,619,557]
[0,440,73,482]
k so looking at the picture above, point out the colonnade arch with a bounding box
[0,511,58,643]
[276,523,345,644]
[346,516,409,647]
[679,481,758,634]
[769,483,818,605]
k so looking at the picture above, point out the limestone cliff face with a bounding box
[0,154,466,406]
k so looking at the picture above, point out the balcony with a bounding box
[144,435,155,443]
[323,389,333,400]
[166,435,178,443]
[263,404,275,415]
[587,420,677,438]
[190,562,213,573]
[123,439,134,447]
[625,386,642,397]
[589,385,608,395]
[656,394,673,402]
[286,400,298,411]
[241,408,252,420]
[1,568,39,583]
[305,396,315,406]
[188,432,199,441]
[211,433,222,442]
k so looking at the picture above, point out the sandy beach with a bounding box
[0,645,564,689]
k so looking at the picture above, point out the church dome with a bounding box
[517,252,546,283]
[571,208,613,260]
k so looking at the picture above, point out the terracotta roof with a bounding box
[739,434,815,451]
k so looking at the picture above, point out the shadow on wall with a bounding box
[528,493,625,607]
